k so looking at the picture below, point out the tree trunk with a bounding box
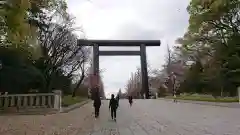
[72,74,85,97]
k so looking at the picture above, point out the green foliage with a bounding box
[0,46,46,93]
[176,0,240,96]
[1,0,68,46]
[0,0,79,95]
[50,69,72,93]
[33,57,73,93]
[74,85,89,97]
[180,60,204,94]
[157,86,168,97]
[1,0,31,44]
[62,95,87,107]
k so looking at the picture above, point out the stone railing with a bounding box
[0,90,62,113]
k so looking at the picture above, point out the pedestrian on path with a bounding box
[173,90,177,103]
[93,89,101,118]
[116,94,120,108]
[128,96,133,107]
[169,72,177,103]
[109,94,118,121]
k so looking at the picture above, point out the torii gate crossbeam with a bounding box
[78,39,161,99]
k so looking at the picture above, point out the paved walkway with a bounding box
[1,100,240,135]
[0,102,95,135]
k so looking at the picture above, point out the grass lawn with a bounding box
[62,95,88,107]
[165,94,239,103]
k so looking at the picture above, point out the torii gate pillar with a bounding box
[79,40,161,99]
[140,44,149,99]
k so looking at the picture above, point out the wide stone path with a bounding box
[1,99,240,135]
[0,102,95,135]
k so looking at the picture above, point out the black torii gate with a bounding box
[78,39,161,99]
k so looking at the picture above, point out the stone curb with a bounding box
[159,98,240,108]
[61,99,92,113]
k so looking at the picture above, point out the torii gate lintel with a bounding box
[78,39,161,99]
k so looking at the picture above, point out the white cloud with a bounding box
[67,0,190,97]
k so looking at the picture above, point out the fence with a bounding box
[0,90,62,113]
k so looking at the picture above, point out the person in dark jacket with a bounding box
[109,94,118,121]
[93,90,101,118]
[128,96,133,107]
[116,94,120,108]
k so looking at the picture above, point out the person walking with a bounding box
[128,96,133,107]
[173,90,177,103]
[93,90,101,118]
[109,94,118,121]
[169,72,177,103]
[116,94,120,108]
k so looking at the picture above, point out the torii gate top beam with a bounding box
[77,39,161,46]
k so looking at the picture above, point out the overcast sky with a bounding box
[67,0,190,98]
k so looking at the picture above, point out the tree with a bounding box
[0,0,92,95]
[1,0,68,46]
[0,46,45,93]
[179,60,204,94]
[84,63,106,98]
[35,19,90,93]
[175,0,240,96]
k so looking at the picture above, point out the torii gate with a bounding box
[78,40,161,99]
